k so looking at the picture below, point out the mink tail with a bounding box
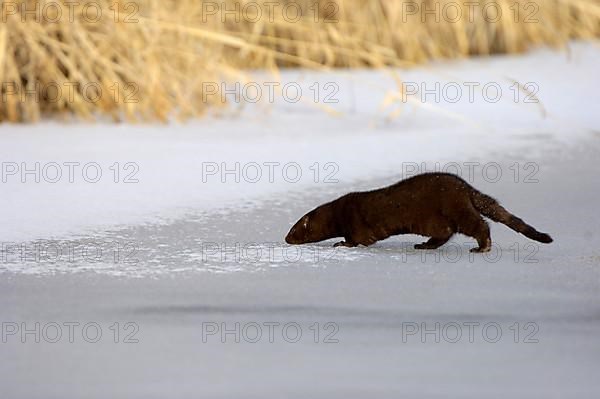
[469,189,553,243]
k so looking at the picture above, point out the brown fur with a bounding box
[285,172,552,252]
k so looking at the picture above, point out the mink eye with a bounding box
[302,216,309,229]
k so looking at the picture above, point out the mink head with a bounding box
[285,206,337,245]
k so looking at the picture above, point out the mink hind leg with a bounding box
[459,212,492,253]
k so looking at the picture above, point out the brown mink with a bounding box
[285,172,552,252]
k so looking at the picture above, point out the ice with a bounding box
[0,42,599,398]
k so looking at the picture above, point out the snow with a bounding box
[0,42,599,398]
[0,42,598,243]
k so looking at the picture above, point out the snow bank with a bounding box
[0,42,598,242]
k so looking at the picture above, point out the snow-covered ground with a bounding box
[0,42,599,398]
[0,42,598,244]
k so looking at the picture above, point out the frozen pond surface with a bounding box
[1,138,599,398]
[1,43,600,397]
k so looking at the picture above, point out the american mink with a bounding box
[285,172,552,252]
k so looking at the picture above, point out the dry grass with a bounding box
[1,0,599,122]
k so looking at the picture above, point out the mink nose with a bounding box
[285,228,295,244]
[285,234,294,244]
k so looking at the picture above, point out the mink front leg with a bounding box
[414,234,453,250]
[333,240,357,248]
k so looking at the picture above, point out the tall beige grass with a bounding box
[1,0,599,122]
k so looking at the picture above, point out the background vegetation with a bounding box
[1,0,598,122]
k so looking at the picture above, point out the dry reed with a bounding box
[0,0,599,122]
